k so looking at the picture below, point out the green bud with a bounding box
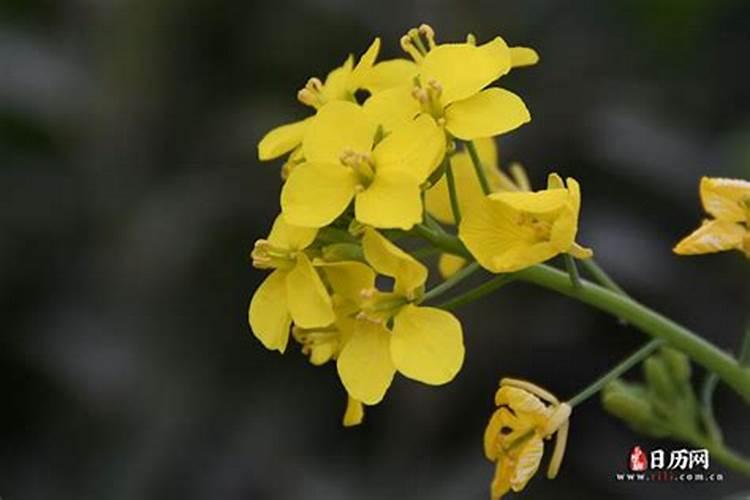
[644,356,678,403]
[601,380,669,438]
[660,348,692,385]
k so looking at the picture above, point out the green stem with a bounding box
[412,228,750,402]
[515,265,750,403]
[411,223,471,258]
[563,254,582,289]
[445,157,462,225]
[421,262,480,303]
[465,140,491,195]
[437,275,515,310]
[568,339,664,407]
[695,436,750,477]
[580,259,629,297]
[700,372,723,444]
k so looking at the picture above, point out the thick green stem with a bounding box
[465,140,491,195]
[580,259,629,297]
[411,228,750,402]
[515,265,750,403]
[568,339,664,407]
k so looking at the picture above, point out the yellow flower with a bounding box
[484,379,571,500]
[257,38,417,161]
[425,138,530,277]
[364,26,532,140]
[248,215,335,352]
[673,176,750,258]
[332,228,465,405]
[460,173,593,273]
[281,101,445,229]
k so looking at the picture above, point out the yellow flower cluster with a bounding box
[250,24,593,427]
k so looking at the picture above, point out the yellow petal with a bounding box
[490,189,569,214]
[281,161,358,227]
[673,219,745,255]
[319,261,376,303]
[355,170,423,230]
[459,197,559,273]
[360,59,418,94]
[363,85,420,132]
[569,242,594,260]
[510,435,544,492]
[495,386,549,416]
[390,305,464,385]
[373,114,445,182]
[491,458,514,500]
[700,176,750,222]
[421,39,511,105]
[510,46,540,68]
[320,56,354,103]
[336,320,395,405]
[302,101,376,163]
[286,253,335,328]
[362,228,428,296]
[546,172,565,190]
[438,253,467,278]
[484,409,504,460]
[249,269,292,353]
[258,118,311,161]
[343,396,365,427]
[425,138,500,224]
[350,38,380,88]
[267,214,317,251]
[445,88,530,140]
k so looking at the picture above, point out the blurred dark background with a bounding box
[2,0,750,499]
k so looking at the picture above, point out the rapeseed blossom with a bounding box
[460,173,592,273]
[248,215,334,352]
[281,101,444,229]
[258,38,417,162]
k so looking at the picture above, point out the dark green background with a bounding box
[2,0,749,498]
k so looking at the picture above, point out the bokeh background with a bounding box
[2,0,750,499]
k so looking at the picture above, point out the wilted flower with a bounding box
[484,379,571,500]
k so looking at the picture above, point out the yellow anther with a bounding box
[400,34,423,62]
[427,79,443,96]
[296,77,326,109]
[418,23,436,48]
[339,148,375,185]
[465,33,477,45]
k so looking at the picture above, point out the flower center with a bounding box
[251,239,297,270]
[412,79,445,123]
[517,213,554,241]
[356,287,408,324]
[292,325,342,359]
[340,148,376,190]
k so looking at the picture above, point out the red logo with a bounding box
[629,446,648,471]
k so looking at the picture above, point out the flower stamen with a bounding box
[251,239,297,270]
[297,77,326,109]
